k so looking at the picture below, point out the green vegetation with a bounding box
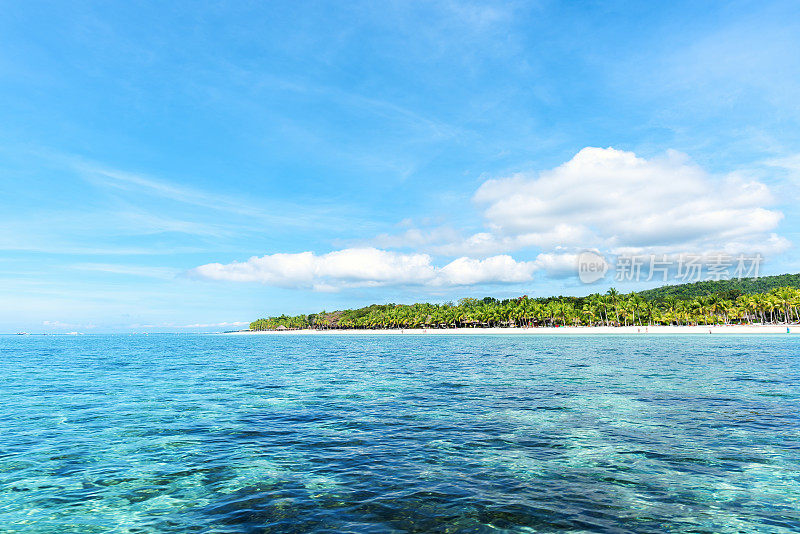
[249,275,800,330]
[638,273,800,301]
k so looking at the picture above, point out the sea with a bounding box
[1,334,798,533]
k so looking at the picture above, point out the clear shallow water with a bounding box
[1,335,799,533]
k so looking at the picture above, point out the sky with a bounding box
[2,0,800,333]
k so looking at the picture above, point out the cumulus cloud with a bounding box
[193,147,790,290]
[532,252,583,278]
[438,255,536,285]
[192,247,535,290]
[472,147,787,255]
[364,147,788,263]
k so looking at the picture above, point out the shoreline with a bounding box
[224,325,798,335]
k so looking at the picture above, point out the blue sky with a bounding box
[2,0,800,332]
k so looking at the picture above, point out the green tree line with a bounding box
[249,283,800,331]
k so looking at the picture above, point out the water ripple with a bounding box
[0,334,799,532]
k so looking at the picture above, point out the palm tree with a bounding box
[771,287,797,324]
[605,288,620,325]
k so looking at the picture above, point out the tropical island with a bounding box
[243,273,800,332]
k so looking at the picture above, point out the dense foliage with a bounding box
[637,273,800,301]
[249,278,800,330]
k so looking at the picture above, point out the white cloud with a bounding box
[437,255,535,285]
[193,147,790,291]
[532,252,582,278]
[365,147,788,262]
[192,247,535,290]
[472,147,787,256]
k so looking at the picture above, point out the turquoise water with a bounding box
[1,335,799,533]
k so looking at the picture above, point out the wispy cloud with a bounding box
[136,321,249,329]
[178,321,248,328]
[0,210,216,255]
[72,158,364,231]
[42,320,96,329]
[70,263,180,280]
[766,153,800,177]
[0,150,377,257]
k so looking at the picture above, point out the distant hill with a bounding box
[638,273,800,301]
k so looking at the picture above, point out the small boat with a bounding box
[15,332,29,335]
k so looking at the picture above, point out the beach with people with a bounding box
[228,324,797,335]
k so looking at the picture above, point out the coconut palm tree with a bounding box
[606,288,620,325]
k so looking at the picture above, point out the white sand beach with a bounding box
[226,325,799,335]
